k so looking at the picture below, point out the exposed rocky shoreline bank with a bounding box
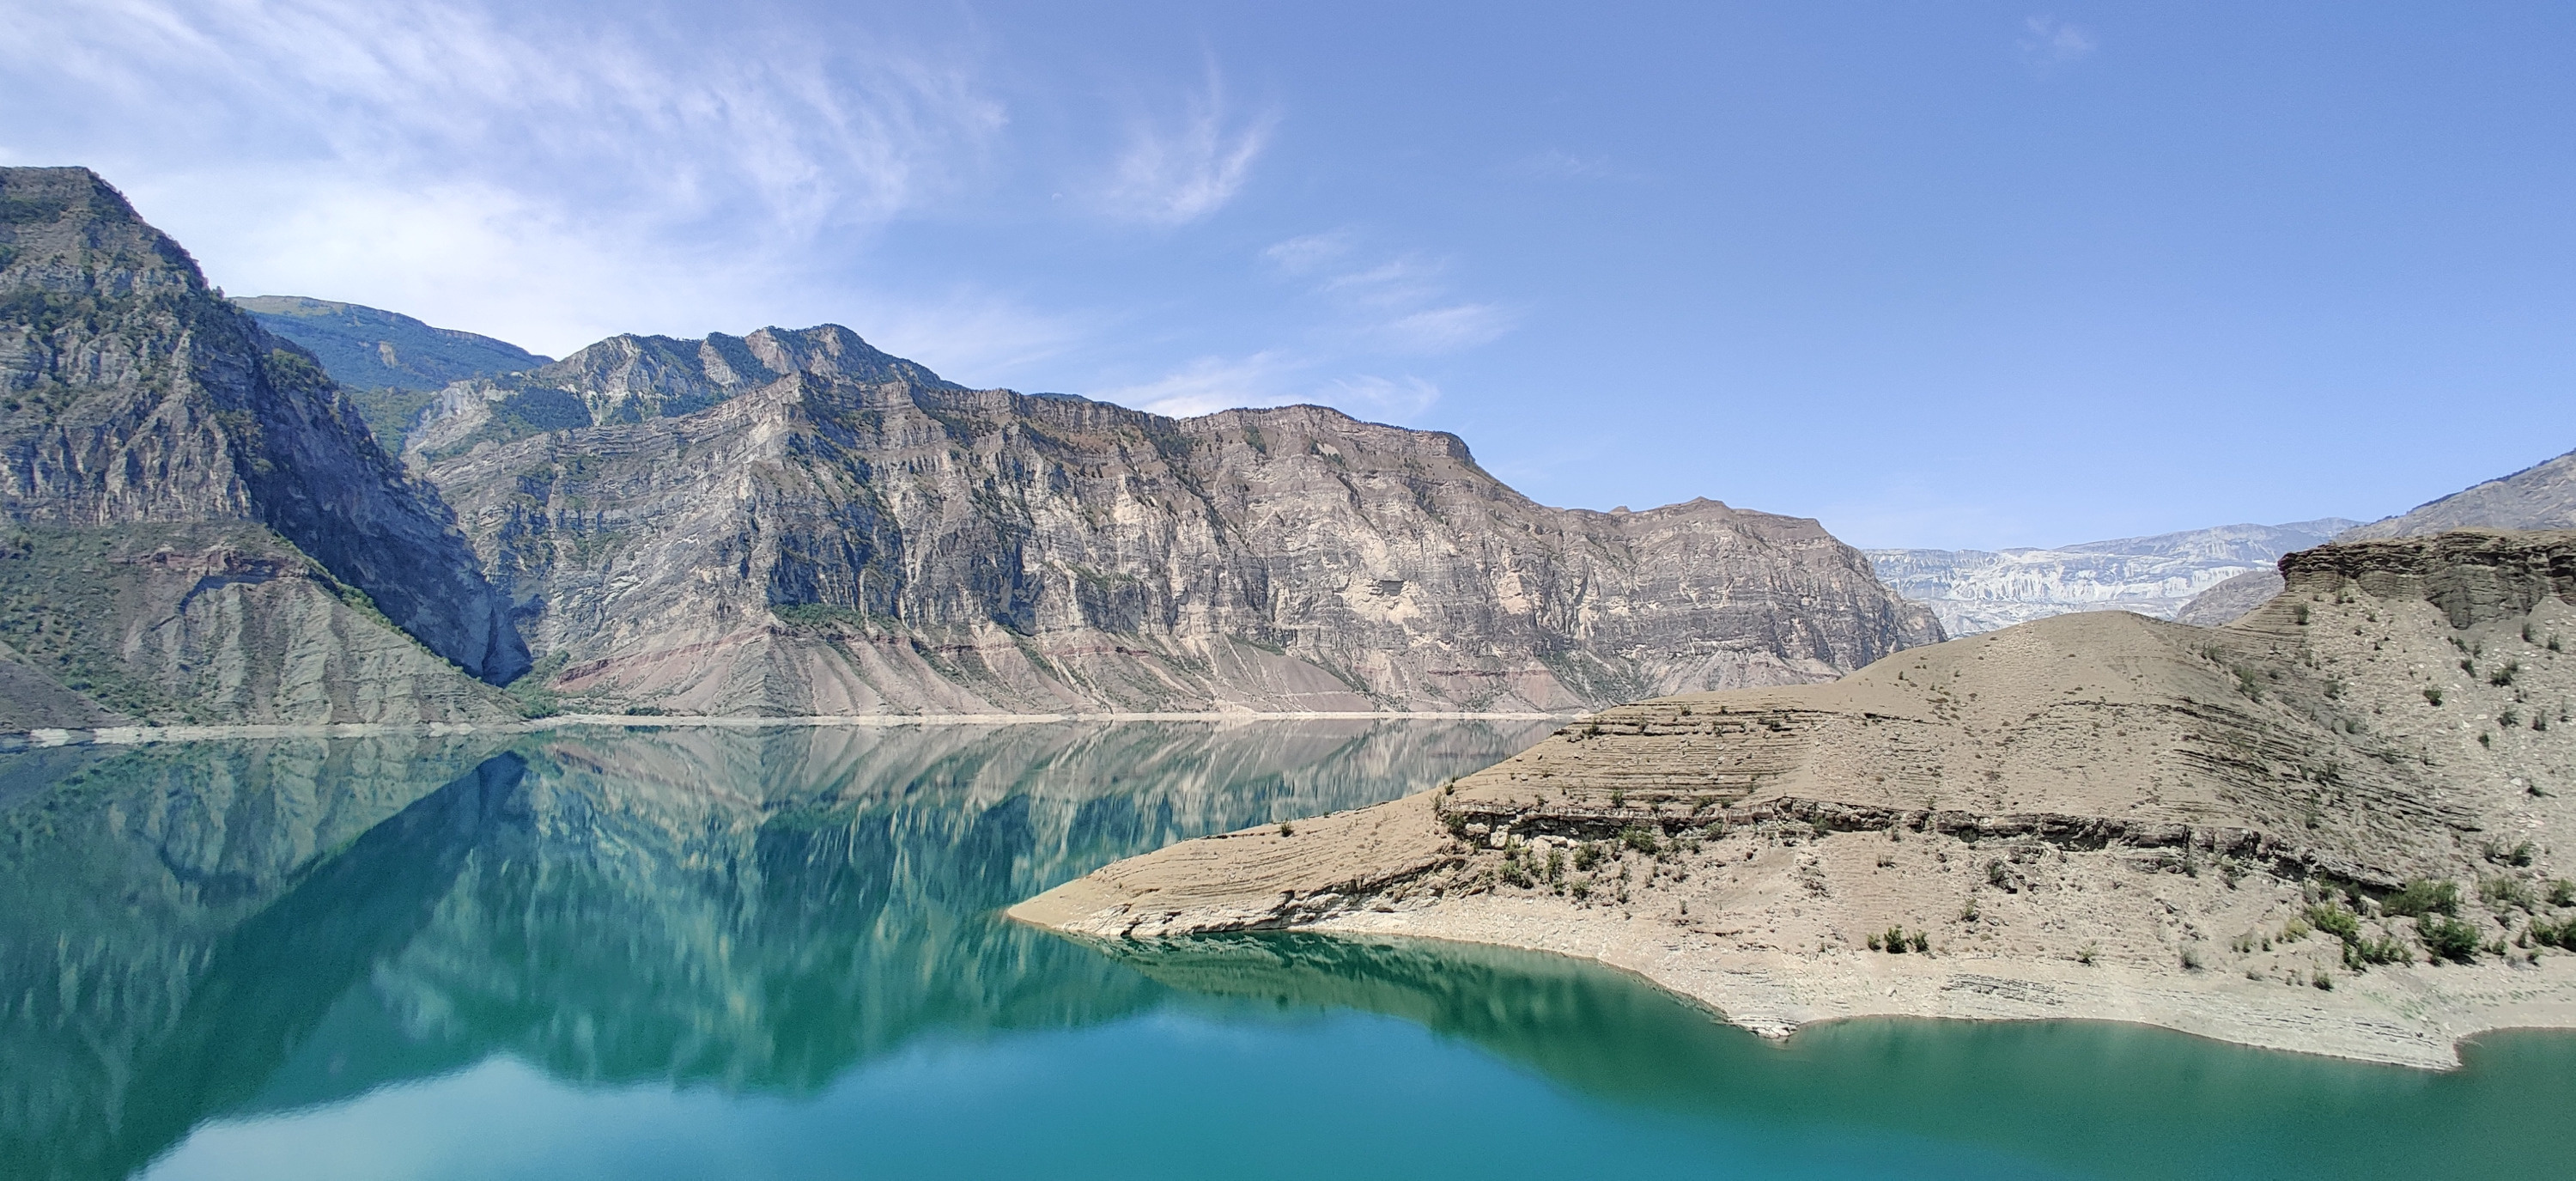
[1015,531,2576,1068]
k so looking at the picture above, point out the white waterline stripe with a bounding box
[4,711,1578,748]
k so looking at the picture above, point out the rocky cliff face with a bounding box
[0,167,526,725]
[410,326,1941,715]
[1868,519,2356,636]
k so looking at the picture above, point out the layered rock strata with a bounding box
[0,167,525,725]
[414,326,1942,715]
[1016,530,2576,1066]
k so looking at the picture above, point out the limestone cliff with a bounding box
[1017,530,2576,1066]
[410,327,1942,715]
[0,167,526,726]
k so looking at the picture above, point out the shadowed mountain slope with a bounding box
[0,167,526,725]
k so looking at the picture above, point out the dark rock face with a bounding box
[416,328,1942,715]
[2281,528,2576,629]
[0,167,527,721]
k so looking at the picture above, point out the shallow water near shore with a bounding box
[3,721,2567,1181]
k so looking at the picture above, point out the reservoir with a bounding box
[3,721,2566,1180]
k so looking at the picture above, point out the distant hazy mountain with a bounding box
[2176,446,2576,626]
[233,295,550,447]
[1868,519,2358,636]
[2336,447,2576,540]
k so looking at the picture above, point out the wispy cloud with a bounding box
[1100,65,1273,225]
[1510,149,1616,180]
[0,0,1009,354]
[1095,352,1439,424]
[1102,352,1297,417]
[1261,234,1518,356]
[1261,231,1355,276]
[1382,304,1514,354]
[1316,374,1441,421]
[2018,15,2098,70]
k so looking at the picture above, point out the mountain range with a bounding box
[0,167,1939,727]
[1866,519,2358,636]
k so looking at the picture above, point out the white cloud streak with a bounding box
[1261,234,1519,356]
[1101,65,1273,224]
[2018,15,2098,69]
[0,0,1016,356]
[1097,352,1439,425]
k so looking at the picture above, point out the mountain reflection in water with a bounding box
[0,720,1551,1181]
[7,720,2574,1181]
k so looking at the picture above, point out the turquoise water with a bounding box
[2,722,2566,1180]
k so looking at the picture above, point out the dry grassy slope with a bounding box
[1012,530,2576,1066]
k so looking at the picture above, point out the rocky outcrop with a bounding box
[0,167,526,726]
[413,326,1942,715]
[1868,519,2356,636]
[1018,531,2576,1066]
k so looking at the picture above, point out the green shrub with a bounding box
[2306,904,2360,941]
[2424,687,2445,706]
[1619,825,1661,855]
[2420,916,2482,964]
[2550,879,2576,908]
[1573,842,1604,871]
[2345,934,2412,967]
[2482,875,2537,911]
[2530,916,2576,952]
[2382,879,2460,918]
[1546,849,1566,883]
[1882,926,1910,954]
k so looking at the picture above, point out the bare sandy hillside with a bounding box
[1014,530,2576,1067]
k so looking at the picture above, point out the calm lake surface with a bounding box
[3,721,2567,1180]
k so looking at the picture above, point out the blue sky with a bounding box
[7,2,2575,549]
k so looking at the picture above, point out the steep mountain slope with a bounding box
[0,167,526,726]
[234,295,550,448]
[1020,529,2576,1066]
[1868,518,2355,636]
[2179,447,2576,626]
[410,326,1941,715]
